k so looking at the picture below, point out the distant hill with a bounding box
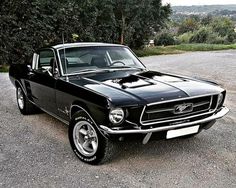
[171,4,236,22]
[172,4,236,14]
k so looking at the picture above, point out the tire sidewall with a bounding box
[16,86,26,114]
[68,111,107,165]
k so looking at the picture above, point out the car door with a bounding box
[28,49,58,114]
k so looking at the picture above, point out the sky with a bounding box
[162,0,236,6]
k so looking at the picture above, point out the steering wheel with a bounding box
[110,61,125,66]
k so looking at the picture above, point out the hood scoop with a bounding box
[105,75,153,89]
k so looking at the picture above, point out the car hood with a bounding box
[69,70,223,106]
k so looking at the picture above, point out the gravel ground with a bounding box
[1,50,236,188]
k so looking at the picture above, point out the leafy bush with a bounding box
[211,17,235,37]
[189,27,212,43]
[177,32,194,43]
[226,31,236,43]
[174,16,236,45]
[189,27,230,44]
[206,33,226,44]
[178,18,200,34]
[154,32,176,46]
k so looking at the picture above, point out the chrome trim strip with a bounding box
[69,104,107,138]
[194,101,211,108]
[32,53,38,69]
[125,120,138,126]
[69,105,93,120]
[100,107,229,134]
[40,108,69,125]
[146,93,217,106]
[141,108,215,125]
[56,49,65,76]
[56,46,145,77]
[146,100,211,114]
[146,108,174,114]
[28,100,70,125]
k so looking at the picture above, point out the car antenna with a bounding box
[62,32,69,82]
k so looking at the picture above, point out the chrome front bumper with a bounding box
[100,107,229,134]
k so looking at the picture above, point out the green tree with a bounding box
[201,15,213,25]
[0,0,171,66]
[178,18,199,34]
[211,17,235,37]
[112,0,171,47]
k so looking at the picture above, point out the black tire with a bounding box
[16,85,38,115]
[68,111,115,165]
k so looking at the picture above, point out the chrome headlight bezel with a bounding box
[218,93,224,107]
[109,108,125,125]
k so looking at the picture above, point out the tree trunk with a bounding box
[120,12,125,44]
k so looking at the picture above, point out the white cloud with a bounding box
[162,0,236,6]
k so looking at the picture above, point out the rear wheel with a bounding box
[16,86,38,115]
[68,111,115,165]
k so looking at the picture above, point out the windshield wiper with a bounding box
[70,69,112,74]
[109,66,145,70]
[70,66,145,74]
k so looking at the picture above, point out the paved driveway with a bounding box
[1,50,235,188]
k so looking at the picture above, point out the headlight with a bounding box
[218,93,224,106]
[109,108,125,125]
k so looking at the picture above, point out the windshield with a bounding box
[58,46,145,75]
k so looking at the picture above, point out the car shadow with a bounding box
[25,111,223,166]
[109,134,212,165]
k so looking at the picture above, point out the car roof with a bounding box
[52,42,124,50]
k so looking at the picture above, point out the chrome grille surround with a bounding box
[140,94,220,126]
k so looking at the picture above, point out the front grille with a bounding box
[141,95,218,125]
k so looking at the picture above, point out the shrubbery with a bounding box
[206,33,226,44]
[177,32,194,43]
[155,16,236,46]
[154,32,176,46]
[189,27,212,43]
[227,32,236,43]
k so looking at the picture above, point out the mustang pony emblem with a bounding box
[174,103,193,114]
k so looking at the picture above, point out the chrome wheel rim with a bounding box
[17,88,24,110]
[73,121,98,157]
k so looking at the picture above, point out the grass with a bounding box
[0,65,9,72]
[134,46,183,57]
[173,43,236,51]
[134,43,236,57]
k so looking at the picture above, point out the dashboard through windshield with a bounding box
[58,46,145,75]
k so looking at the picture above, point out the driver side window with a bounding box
[36,50,55,76]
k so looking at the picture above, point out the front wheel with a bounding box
[68,111,115,165]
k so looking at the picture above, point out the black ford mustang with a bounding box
[9,43,229,164]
